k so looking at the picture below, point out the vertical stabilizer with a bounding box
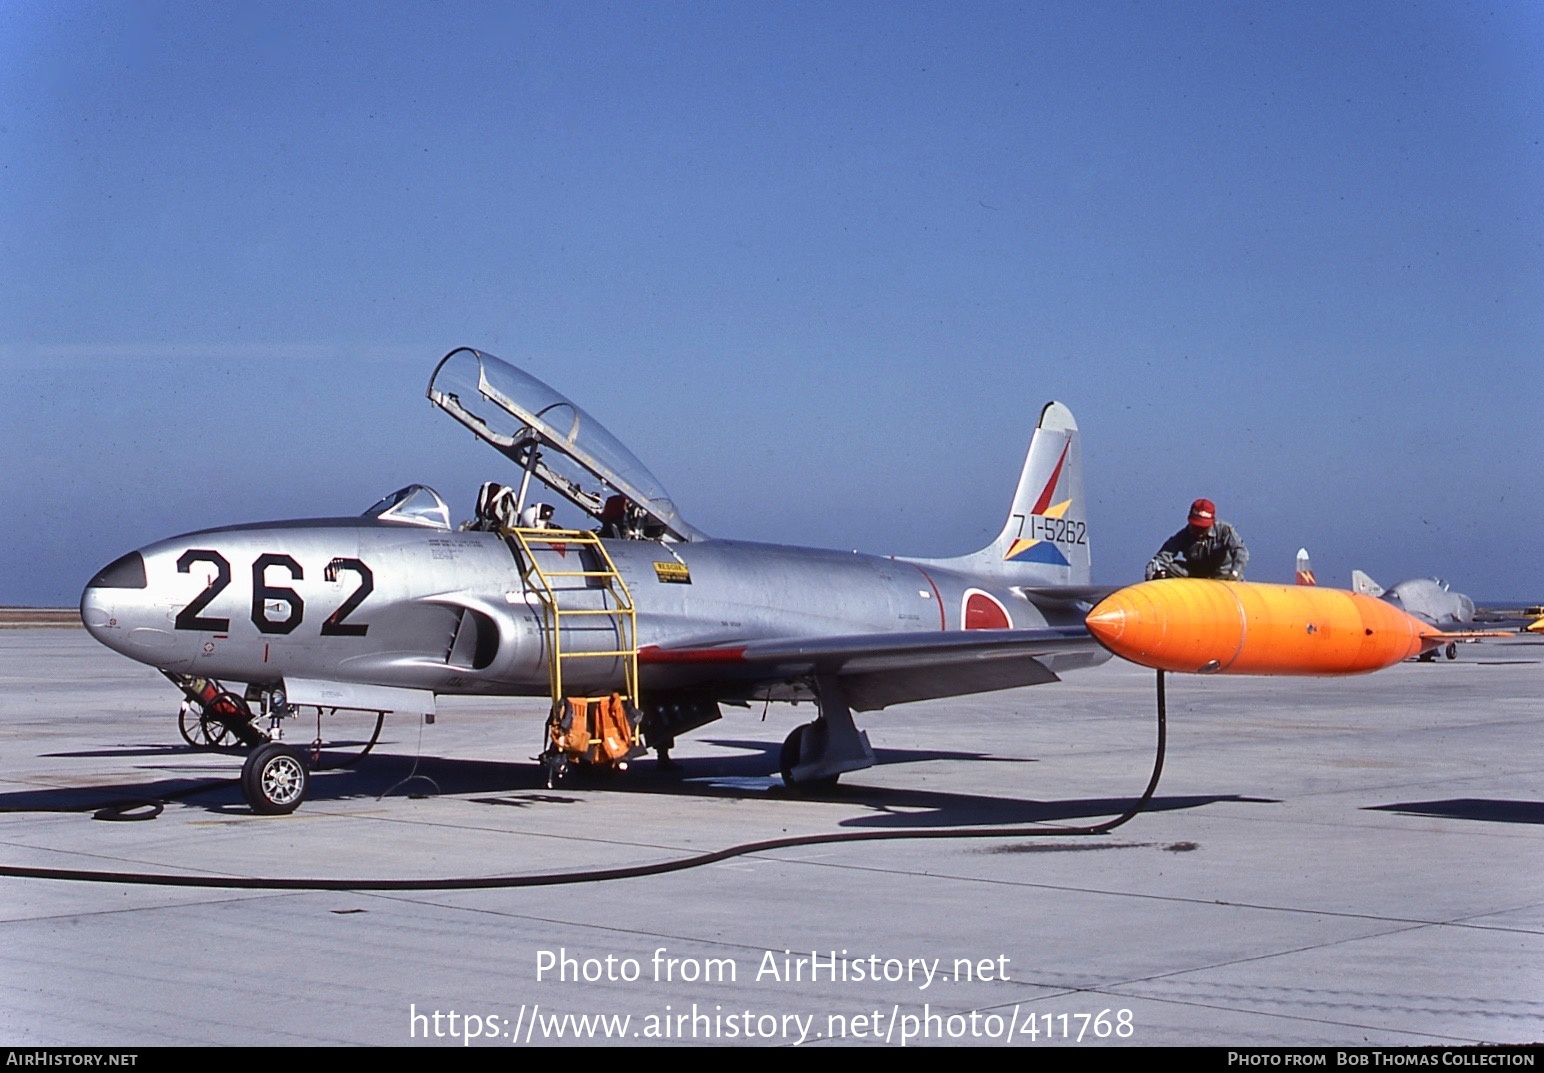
[913,401,1089,585]
[1295,548,1316,586]
[1350,570,1384,598]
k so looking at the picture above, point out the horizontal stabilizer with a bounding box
[1017,585,1120,607]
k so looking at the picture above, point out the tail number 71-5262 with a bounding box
[1028,517,1087,545]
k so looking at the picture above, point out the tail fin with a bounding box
[1295,548,1316,586]
[916,401,1089,585]
[1351,570,1384,598]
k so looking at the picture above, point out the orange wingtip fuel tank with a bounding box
[1085,579,1433,675]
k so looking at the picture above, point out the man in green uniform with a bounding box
[1145,498,1249,581]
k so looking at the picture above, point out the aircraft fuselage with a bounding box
[81,520,1080,705]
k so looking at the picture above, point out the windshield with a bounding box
[362,485,452,530]
[427,347,703,541]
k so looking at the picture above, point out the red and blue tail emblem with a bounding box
[1003,441,1072,567]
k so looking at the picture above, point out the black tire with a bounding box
[779,723,839,791]
[1445,643,1458,660]
[241,743,309,815]
[778,725,806,786]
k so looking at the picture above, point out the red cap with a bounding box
[1188,498,1216,528]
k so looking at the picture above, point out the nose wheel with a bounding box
[241,742,310,815]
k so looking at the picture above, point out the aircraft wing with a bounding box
[640,626,1103,711]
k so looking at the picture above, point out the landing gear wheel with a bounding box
[241,742,309,815]
[178,703,230,748]
[779,723,839,791]
[1445,643,1458,660]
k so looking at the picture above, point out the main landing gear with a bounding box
[779,676,876,791]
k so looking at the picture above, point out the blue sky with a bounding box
[3,1,1541,604]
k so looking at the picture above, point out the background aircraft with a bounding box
[1350,571,1475,625]
[1350,570,1475,660]
[81,348,1110,813]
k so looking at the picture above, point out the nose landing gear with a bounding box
[241,742,310,815]
[164,673,389,814]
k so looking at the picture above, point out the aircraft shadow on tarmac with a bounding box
[1,736,1274,831]
[1365,799,1544,826]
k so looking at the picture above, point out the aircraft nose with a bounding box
[80,551,149,649]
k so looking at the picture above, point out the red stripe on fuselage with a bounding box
[638,645,748,664]
[910,564,947,630]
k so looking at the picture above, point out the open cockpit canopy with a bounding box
[427,347,703,541]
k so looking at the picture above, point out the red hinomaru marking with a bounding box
[964,590,1011,629]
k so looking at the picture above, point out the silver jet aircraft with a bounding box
[1350,571,1476,625]
[80,348,1107,813]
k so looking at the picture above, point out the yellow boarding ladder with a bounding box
[507,527,640,715]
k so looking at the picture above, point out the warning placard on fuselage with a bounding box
[653,561,691,584]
